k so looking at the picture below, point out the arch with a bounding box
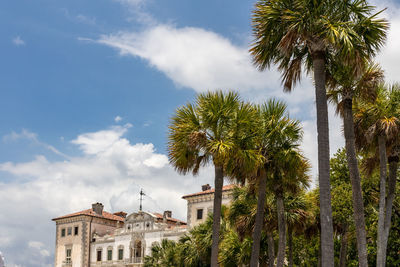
[131,239,144,263]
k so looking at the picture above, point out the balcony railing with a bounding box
[62,260,72,267]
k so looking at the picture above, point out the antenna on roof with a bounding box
[139,189,145,211]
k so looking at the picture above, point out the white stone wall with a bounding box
[186,191,233,228]
[90,234,131,262]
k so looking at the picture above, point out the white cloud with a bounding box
[373,1,400,84]
[28,241,44,250]
[113,0,155,24]
[75,14,96,25]
[12,36,25,46]
[28,241,50,257]
[0,125,214,267]
[114,0,145,7]
[3,129,37,142]
[71,125,130,154]
[114,115,123,122]
[62,8,96,25]
[98,25,281,93]
[3,129,68,159]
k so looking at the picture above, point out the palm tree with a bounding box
[327,62,384,266]
[228,185,277,267]
[249,100,306,267]
[285,192,313,267]
[274,151,310,267]
[250,1,388,265]
[168,91,262,267]
[144,239,182,267]
[353,84,400,267]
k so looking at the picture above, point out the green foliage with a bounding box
[168,90,263,177]
[250,0,388,91]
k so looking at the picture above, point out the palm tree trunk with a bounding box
[381,154,399,265]
[376,134,388,267]
[312,51,334,267]
[318,236,322,267]
[267,231,275,267]
[339,223,349,267]
[288,225,293,267]
[342,96,369,267]
[250,169,268,267]
[211,164,224,267]
[276,191,286,267]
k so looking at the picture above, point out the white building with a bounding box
[89,211,187,267]
[52,184,234,267]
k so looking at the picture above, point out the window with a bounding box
[107,249,113,261]
[67,227,72,235]
[66,248,72,263]
[197,209,203,220]
[74,226,79,236]
[61,228,66,237]
[118,248,124,260]
[97,250,102,262]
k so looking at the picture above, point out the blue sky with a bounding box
[1,0,400,266]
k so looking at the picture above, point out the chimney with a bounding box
[202,184,211,191]
[113,211,127,218]
[92,203,104,215]
[163,210,172,219]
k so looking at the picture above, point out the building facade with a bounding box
[52,184,234,267]
[182,184,235,228]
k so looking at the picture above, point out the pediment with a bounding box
[125,211,154,223]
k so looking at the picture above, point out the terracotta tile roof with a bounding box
[152,213,187,225]
[52,209,125,222]
[182,184,236,199]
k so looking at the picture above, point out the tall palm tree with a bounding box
[168,91,262,267]
[250,1,388,265]
[249,100,306,267]
[285,192,313,267]
[273,151,310,267]
[353,84,400,267]
[228,185,277,267]
[327,62,384,266]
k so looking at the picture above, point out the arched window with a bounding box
[132,240,143,263]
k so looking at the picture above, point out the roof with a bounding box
[52,209,125,222]
[182,184,236,199]
[153,213,187,225]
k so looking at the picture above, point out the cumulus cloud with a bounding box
[98,25,281,93]
[12,36,25,46]
[0,125,213,267]
[28,241,50,257]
